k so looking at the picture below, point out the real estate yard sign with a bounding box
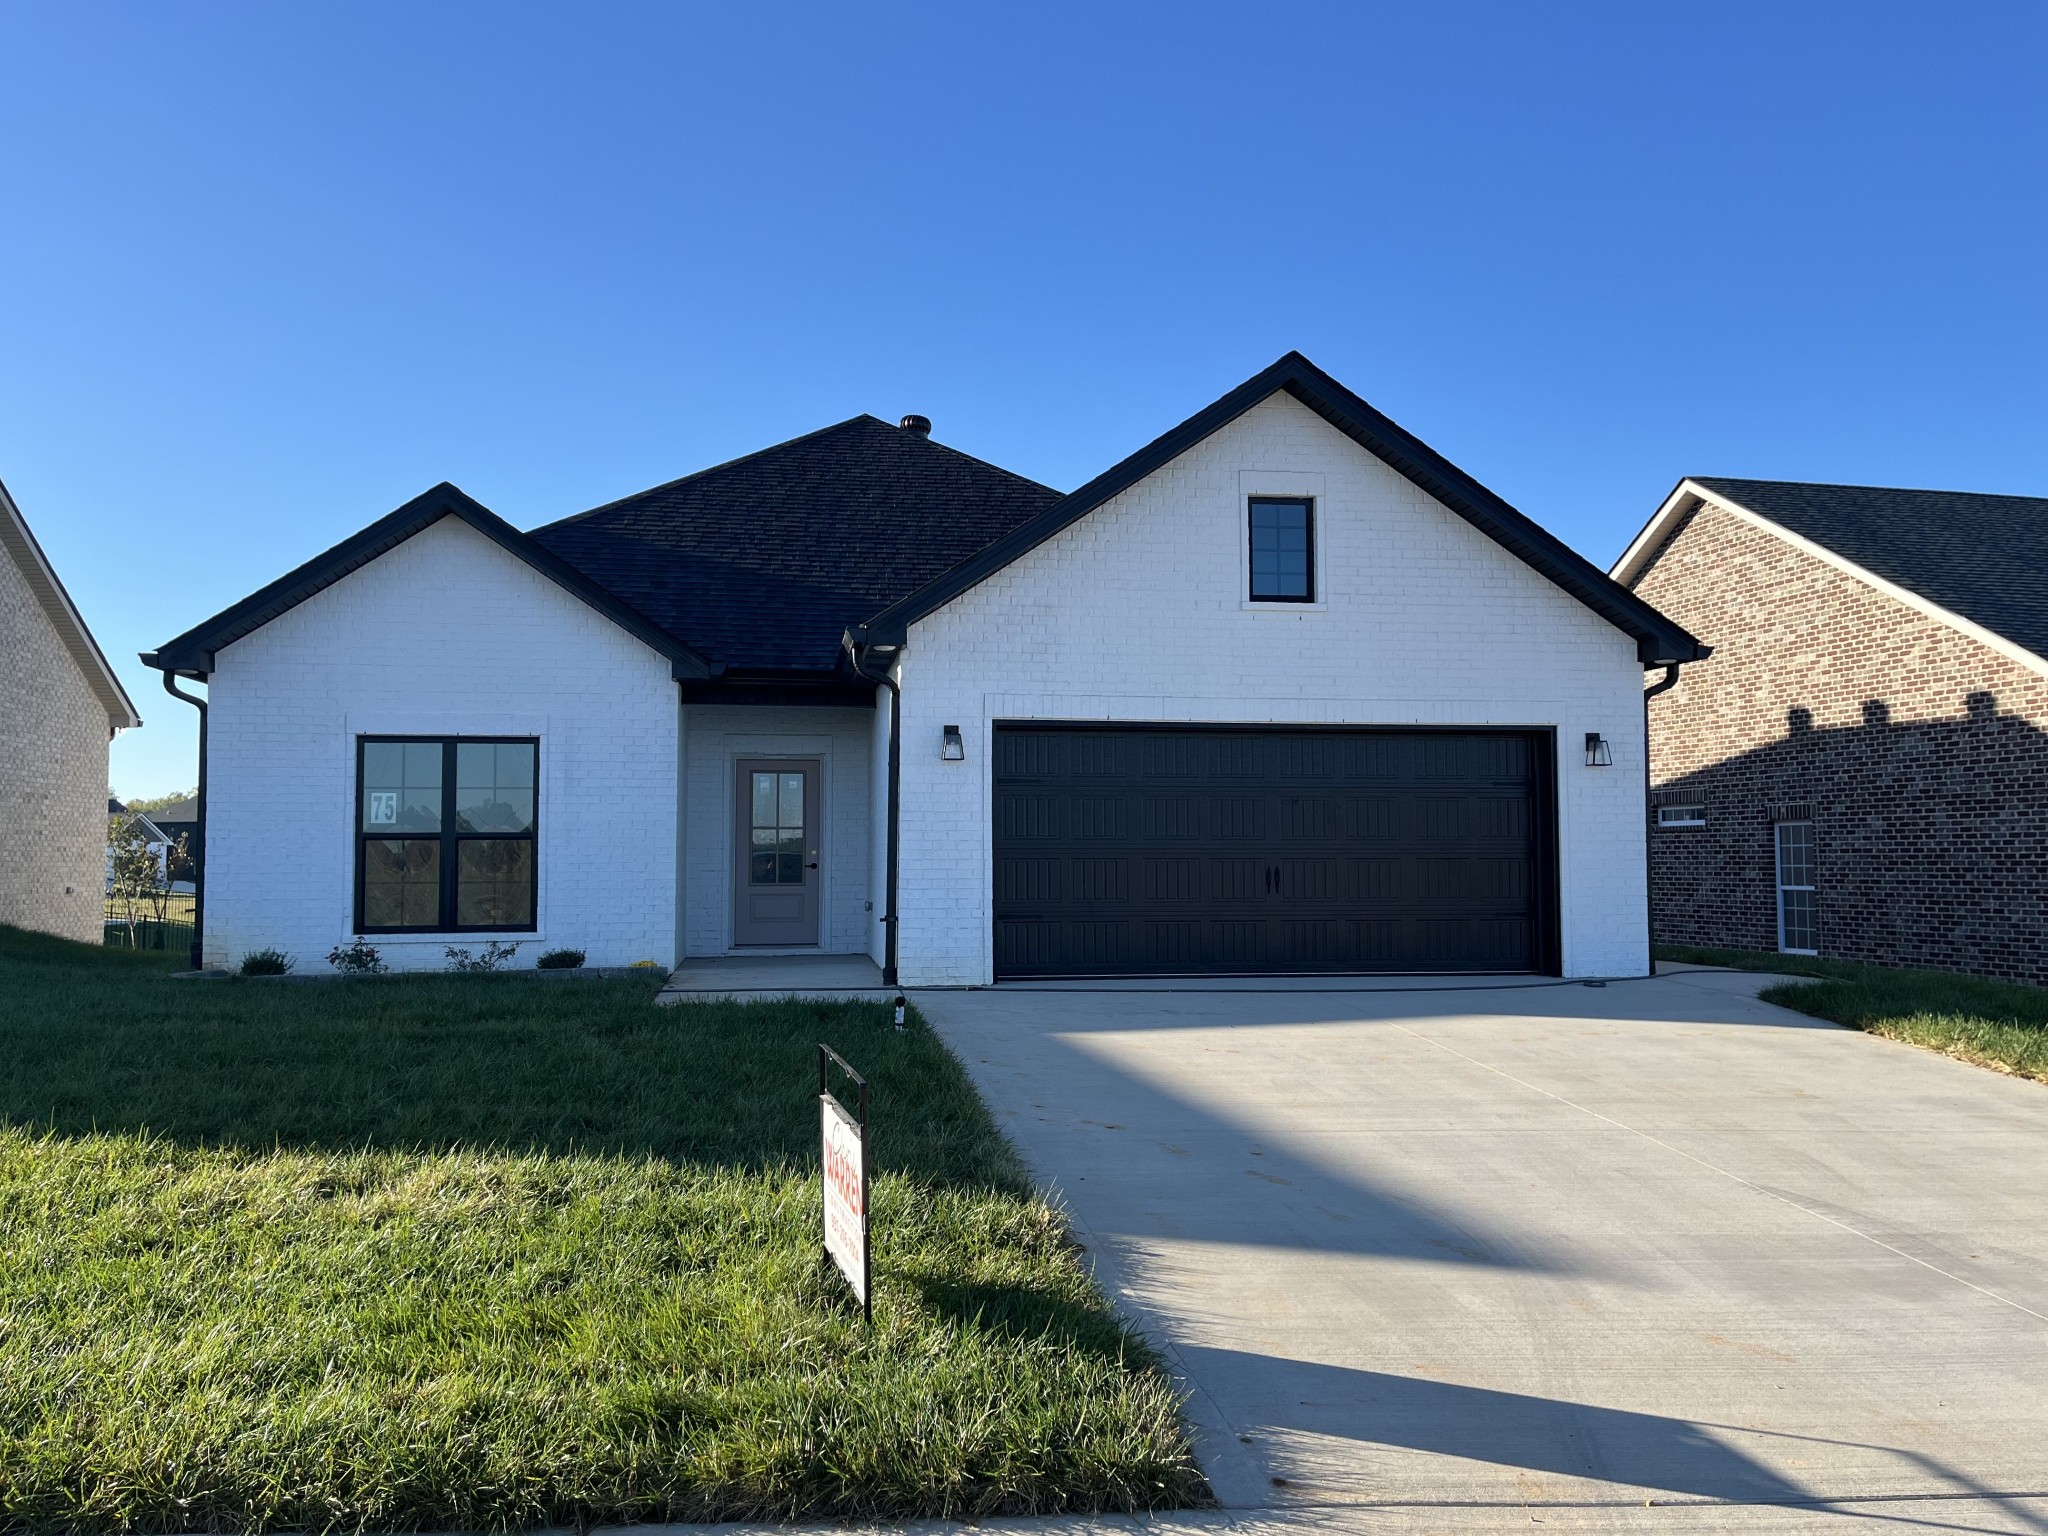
[818,1044,870,1319]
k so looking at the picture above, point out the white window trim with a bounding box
[1656,804,1706,828]
[1775,821,1818,955]
[1238,469,1327,612]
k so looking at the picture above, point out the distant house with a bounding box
[1615,478,2048,985]
[1,479,142,941]
[106,797,186,889]
[144,354,1700,979]
[135,795,200,888]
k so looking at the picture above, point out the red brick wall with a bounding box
[1628,496,2048,986]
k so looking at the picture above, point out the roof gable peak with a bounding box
[145,482,710,680]
[860,352,1703,666]
[0,474,141,729]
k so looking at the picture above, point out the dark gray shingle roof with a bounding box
[1696,478,2048,662]
[529,416,1062,673]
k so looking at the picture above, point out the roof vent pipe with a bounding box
[899,414,931,436]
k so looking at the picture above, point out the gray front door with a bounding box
[733,760,821,946]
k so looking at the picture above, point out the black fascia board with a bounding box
[143,482,712,680]
[861,352,1705,666]
[676,676,877,707]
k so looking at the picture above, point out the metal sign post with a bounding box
[817,1043,871,1322]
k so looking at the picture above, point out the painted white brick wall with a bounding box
[204,516,678,973]
[893,393,1650,983]
[680,704,872,956]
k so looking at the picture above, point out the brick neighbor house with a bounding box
[1,477,142,942]
[1613,477,2048,985]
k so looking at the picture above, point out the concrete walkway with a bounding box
[657,954,895,1003]
[915,970,2048,1533]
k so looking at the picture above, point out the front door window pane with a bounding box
[363,839,440,926]
[749,770,807,884]
[778,772,805,882]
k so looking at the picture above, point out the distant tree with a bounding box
[120,788,198,815]
[106,814,187,943]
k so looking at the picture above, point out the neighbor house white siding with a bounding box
[891,393,1650,983]
[679,703,873,956]
[203,516,678,972]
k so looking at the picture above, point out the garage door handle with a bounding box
[1265,865,1278,894]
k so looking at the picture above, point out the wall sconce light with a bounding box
[1584,731,1613,767]
[941,724,965,762]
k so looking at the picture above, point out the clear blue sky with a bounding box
[4,3,2042,799]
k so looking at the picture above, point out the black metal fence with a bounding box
[104,918,196,954]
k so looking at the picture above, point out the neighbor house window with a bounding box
[1657,802,1706,827]
[1248,496,1315,602]
[1774,820,1817,954]
[356,737,537,933]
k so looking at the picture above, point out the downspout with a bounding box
[843,628,900,987]
[159,669,208,971]
[1640,662,1684,975]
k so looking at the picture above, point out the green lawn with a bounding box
[1658,943,2048,1083]
[0,926,1204,1531]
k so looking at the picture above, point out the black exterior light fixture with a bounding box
[1584,731,1613,767]
[941,725,965,762]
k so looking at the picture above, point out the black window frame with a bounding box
[353,735,539,935]
[1247,495,1316,603]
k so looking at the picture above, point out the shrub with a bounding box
[238,948,292,976]
[445,940,521,973]
[326,939,386,975]
[535,948,586,970]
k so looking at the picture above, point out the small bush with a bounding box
[238,948,292,976]
[445,940,521,973]
[326,939,386,975]
[535,948,586,970]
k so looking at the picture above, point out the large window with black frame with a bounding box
[356,737,537,932]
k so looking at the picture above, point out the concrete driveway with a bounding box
[915,969,2048,1531]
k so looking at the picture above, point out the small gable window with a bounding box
[1248,496,1315,603]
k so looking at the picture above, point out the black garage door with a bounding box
[991,725,1555,978]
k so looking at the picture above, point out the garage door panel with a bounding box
[1282,796,1343,840]
[997,794,1061,840]
[1278,858,1340,901]
[996,856,1061,904]
[991,726,1552,977]
[1145,857,1202,901]
[1214,858,1264,901]
[1146,795,1203,839]
[1217,798,1265,839]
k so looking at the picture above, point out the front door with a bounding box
[733,760,821,946]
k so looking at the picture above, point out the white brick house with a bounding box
[2,476,141,943]
[146,354,1702,980]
